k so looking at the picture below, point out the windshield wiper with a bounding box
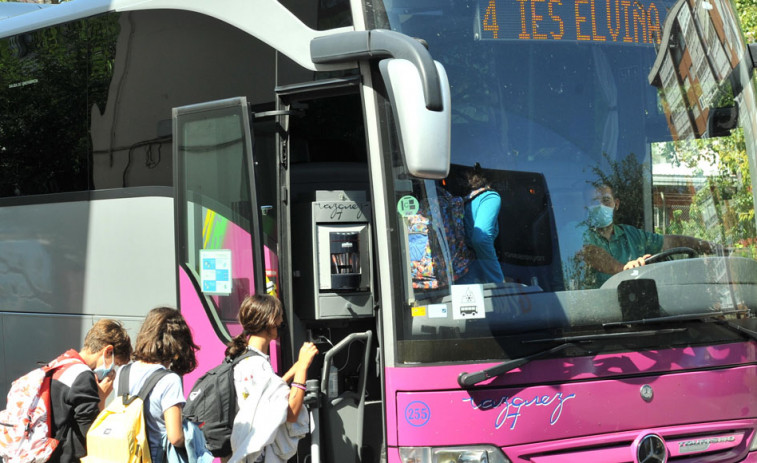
[523,328,687,344]
[602,310,745,328]
[456,328,686,388]
[457,342,576,388]
[720,317,757,341]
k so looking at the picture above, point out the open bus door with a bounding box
[275,79,380,463]
[173,90,380,462]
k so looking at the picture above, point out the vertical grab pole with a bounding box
[309,408,320,463]
[305,378,321,463]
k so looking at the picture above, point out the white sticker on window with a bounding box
[451,284,485,319]
[427,304,448,319]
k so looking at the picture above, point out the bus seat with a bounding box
[494,170,564,291]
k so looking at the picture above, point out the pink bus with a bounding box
[3,0,757,461]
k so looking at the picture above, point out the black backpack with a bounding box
[183,350,256,457]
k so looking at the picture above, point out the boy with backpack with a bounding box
[0,319,132,463]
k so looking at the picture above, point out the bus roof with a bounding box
[0,0,353,72]
[0,3,52,21]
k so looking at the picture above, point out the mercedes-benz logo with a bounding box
[636,433,668,463]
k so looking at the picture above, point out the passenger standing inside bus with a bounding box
[226,295,318,463]
[581,184,718,286]
[48,319,132,463]
[462,164,505,284]
[114,307,199,462]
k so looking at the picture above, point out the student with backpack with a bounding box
[224,294,318,463]
[112,307,199,462]
[462,164,505,284]
[0,318,132,463]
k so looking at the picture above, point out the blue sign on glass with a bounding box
[200,249,232,295]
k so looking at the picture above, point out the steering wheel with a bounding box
[644,247,699,264]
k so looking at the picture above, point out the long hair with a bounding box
[225,294,283,359]
[133,307,199,375]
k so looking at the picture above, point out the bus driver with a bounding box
[580,184,718,287]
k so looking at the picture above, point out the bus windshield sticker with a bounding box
[452,284,485,319]
[476,0,675,44]
[427,304,448,318]
[397,195,420,216]
[200,249,232,295]
[411,306,427,317]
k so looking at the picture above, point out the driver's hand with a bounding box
[704,241,725,255]
[623,254,651,270]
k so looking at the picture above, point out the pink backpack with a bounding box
[0,352,85,463]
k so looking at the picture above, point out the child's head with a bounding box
[238,294,283,336]
[83,319,132,364]
[133,307,199,375]
[225,294,283,358]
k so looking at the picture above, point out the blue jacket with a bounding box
[464,189,505,283]
[160,421,213,463]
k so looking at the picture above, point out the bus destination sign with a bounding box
[477,0,673,44]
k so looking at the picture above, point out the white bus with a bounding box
[5,0,757,462]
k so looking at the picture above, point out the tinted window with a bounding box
[0,10,277,197]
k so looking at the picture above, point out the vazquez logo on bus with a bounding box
[477,0,674,44]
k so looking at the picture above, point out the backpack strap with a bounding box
[47,352,89,444]
[136,368,172,401]
[118,364,174,459]
[119,364,172,406]
[228,348,258,367]
[465,186,494,203]
[117,363,133,400]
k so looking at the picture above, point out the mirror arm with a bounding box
[310,30,443,111]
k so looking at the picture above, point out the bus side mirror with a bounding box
[310,29,451,179]
[379,59,451,179]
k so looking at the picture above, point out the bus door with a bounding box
[276,78,380,463]
[172,97,270,388]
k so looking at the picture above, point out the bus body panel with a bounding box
[395,365,757,445]
[386,342,757,449]
[176,265,259,393]
[0,193,175,404]
[387,421,757,462]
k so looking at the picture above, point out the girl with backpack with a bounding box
[226,294,318,463]
[115,306,199,462]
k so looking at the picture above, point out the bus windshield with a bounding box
[372,0,757,364]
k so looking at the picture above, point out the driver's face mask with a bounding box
[587,204,614,228]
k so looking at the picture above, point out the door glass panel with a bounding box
[174,98,262,336]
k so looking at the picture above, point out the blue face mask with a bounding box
[93,351,114,381]
[587,204,614,228]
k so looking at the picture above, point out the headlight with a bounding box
[399,446,511,463]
